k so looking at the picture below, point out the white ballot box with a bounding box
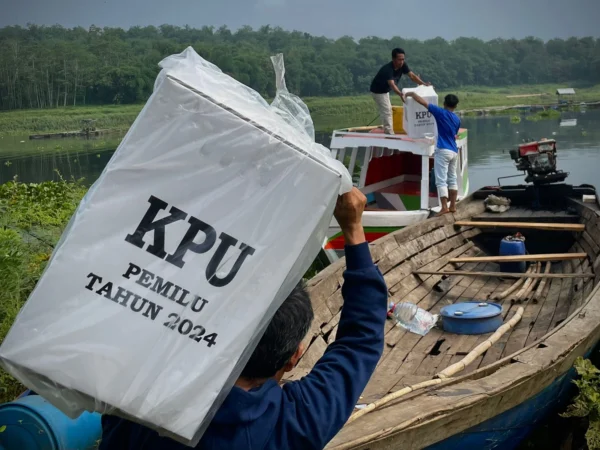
[402,85,439,139]
[0,47,351,446]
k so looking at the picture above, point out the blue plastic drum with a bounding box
[0,395,101,450]
[441,301,503,335]
[499,237,527,273]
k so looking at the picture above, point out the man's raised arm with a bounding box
[408,71,431,87]
[279,188,388,450]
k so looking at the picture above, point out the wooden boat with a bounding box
[286,181,600,449]
[323,125,469,263]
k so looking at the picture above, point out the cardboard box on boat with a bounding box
[402,85,439,139]
[0,47,351,446]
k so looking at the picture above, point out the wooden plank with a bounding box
[414,270,593,279]
[327,325,338,344]
[358,372,405,404]
[455,220,585,232]
[449,253,587,264]
[583,231,600,256]
[414,338,454,376]
[552,260,575,327]
[569,257,587,316]
[584,220,600,249]
[525,273,563,346]
[501,280,552,359]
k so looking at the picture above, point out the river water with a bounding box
[1,109,599,191]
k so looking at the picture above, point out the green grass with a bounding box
[0,175,88,402]
[1,83,599,135]
[0,105,142,136]
[525,109,562,122]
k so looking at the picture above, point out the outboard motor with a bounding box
[509,138,568,185]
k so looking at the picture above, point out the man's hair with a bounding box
[444,94,459,108]
[392,48,405,59]
[241,282,314,379]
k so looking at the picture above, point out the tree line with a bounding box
[1,24,599,111]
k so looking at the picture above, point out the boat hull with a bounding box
[425,348,593,450]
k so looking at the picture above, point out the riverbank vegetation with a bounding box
[0,176,87,402]
[1,24,599,110]
[1,84,599,135]
[561,357,600,449]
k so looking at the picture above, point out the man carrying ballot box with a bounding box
[404,91,461,215]
[100,187,389,450]
[370,48,431,134]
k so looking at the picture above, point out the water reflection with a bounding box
[461,110,600,190]
[0,134,124,184]
[1,110,599,192]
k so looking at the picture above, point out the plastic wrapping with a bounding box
[0,46,351,446]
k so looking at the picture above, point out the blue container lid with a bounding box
[441,301,502,320]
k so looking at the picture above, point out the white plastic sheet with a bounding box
[0,47,351,446]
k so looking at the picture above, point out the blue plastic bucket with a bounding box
[499,237,526,273]
[0,395,101,450]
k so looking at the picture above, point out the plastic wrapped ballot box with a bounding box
[402,85,439,139]
[0,47,351,446]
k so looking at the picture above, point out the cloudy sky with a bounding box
[1,0,598,40]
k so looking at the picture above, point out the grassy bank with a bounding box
[0,105,142,136]
[0,176,88,402]
[1,83,599,136]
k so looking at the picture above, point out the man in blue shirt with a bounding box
[405,92,461,215]
[370,48,430,134]
[99,187,389,450]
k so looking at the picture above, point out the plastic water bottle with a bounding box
[391,302,438,336]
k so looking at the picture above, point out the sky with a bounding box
[1,0,599,41]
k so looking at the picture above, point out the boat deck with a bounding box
[285,193,600,420]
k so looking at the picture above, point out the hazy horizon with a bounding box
[1,0,599,41]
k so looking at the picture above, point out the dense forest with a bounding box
[1,24,599,111]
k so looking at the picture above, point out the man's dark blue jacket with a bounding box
[100,242,388,450]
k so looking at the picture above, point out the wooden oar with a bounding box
[455,221,585,232]
[449,253,586,264]
[413,271,593,279]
